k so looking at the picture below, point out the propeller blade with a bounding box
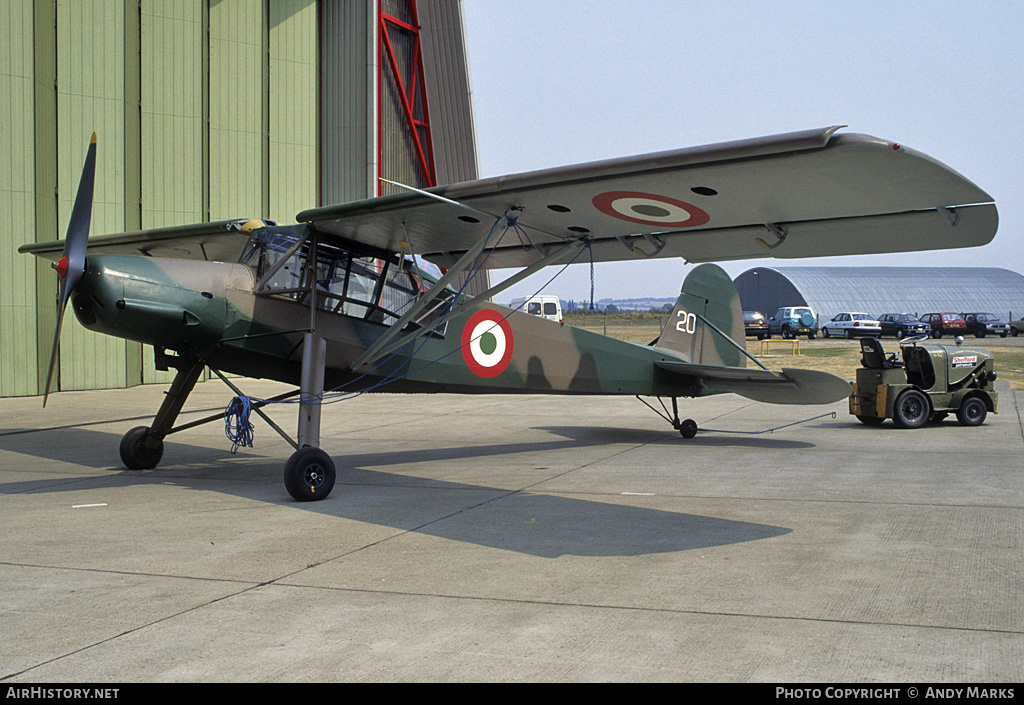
[42,299,69,408]
[43,133,97,406]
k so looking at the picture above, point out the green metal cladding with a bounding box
[2,0,319,396]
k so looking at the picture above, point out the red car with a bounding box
[920,312,967,338]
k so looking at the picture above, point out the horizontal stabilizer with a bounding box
[656,361,851,405]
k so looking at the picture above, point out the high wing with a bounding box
[298,126,998,269]
[19,219,266,263]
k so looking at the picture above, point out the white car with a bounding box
[821,312,882,339]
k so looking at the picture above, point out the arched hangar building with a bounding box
[734,267,1024,323]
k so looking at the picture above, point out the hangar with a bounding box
[734,267,1024,323]
[2,0,480,399]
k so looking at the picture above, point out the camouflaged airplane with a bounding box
[21,127,998,501]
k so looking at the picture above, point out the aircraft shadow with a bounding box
[0,426,792,558]
[533,425,817,450]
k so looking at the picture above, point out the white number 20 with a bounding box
[675,309,697,335]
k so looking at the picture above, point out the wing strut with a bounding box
[358,237,588,369]
[348,210,585,372]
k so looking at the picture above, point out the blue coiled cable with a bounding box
[224,395,254,453]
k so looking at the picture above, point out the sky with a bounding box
[460,0,1024,304]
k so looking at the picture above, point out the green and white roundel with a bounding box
[462,309,514,378]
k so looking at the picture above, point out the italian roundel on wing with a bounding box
[461,309,514,378]
[592,191,710,228]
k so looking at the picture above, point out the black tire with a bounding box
[856,415,885,426]
[932,330,942,339]
[284,447,336,501]
[679,419,698,439]
[119,426,164,470]
[896,328,906,339]
[976,330,986,338]
[822,327,831,338]
[808,332,817,340]
[956,397,987,427]
[1011,327,1019,338]
[844,329,853,339]
[782,326,792,340]
[892,389,930,429]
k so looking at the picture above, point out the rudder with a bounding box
[656,264,745,368]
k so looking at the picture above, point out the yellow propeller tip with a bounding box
[90,132,97,143]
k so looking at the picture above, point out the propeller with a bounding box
[42,133,97,406]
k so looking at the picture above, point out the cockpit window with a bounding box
[241,226,452,334]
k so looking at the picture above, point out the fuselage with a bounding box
[71,243,703,398]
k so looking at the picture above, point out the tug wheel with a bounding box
[956,397,987,427]
[284,447,336,501]
[119,426,165,470]
[893,389,930,429]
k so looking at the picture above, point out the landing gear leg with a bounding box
[636,395,699,439]
[119,356,205,470]
[671,397,699,439]
[284,333,336,501]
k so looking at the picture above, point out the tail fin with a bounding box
[656,263,745,368]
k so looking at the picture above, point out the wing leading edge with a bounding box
[19,219,269,263]
[299,126,997,269]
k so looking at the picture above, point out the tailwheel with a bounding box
[284,447,336,501]
[679,418,698,439]
[119,426,164,470]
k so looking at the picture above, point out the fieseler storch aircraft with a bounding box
[21,127,998,501]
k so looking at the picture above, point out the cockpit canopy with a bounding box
[240,224,453,333]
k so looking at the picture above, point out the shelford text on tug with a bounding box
[20,127,998,501]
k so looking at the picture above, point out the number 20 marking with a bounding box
[675,310,697,335]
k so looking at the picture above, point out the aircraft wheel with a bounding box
[892,389,930,429]
[119,426,164,470]
[679,419,698,439]
[284,447,336,501]
[956,397,987,427]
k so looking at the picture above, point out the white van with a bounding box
[510,295,562,323]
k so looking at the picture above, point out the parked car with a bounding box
[960,312,1009,338]
[1010,319,1024,337]
[920,312,967,338]
[767,306,818,339]
[877,313,930,339]
[821,312,882,339]
[850,337,997,428]
[743,310,770,339]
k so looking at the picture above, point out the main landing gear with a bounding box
[637,395,699,438]
[117,334,338,502]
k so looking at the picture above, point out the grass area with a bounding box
[563,313,1024,389]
